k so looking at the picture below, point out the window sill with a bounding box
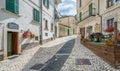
[1,8,21,17]
[44,28,49,31]
[32,20,40,25]
[50,30,53,32]
[43,5,49,9]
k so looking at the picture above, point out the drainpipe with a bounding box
[98,14,102,33]
[97,0,102,33]
[40,0,43,44]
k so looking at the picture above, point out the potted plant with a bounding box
[105,26,114,33]
[30,32,35,39]
[22,31,29,39]
[117,33,120,44]
[105,38,114,46]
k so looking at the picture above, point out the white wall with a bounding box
[0,0,41,55]
[42,0,55,41]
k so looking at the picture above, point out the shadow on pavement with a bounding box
[22,39,75,71]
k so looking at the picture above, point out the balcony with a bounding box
[77,8,96,24]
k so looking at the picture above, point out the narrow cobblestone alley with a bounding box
[1,36,120,71]
[61,38,120,71]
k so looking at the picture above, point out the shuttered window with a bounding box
[79,12,82,21]
[106,0,113,8]
[6,0,19,14]
[33,8,40,22]
[43,0,49,9]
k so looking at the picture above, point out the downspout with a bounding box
[97,0,102,33]
[40,0,43,44]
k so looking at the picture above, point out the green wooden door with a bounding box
[7,32,12,56]
[89,3,93,16]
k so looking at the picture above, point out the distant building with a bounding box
[58,16,77,37]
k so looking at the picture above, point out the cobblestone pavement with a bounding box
[1,36,120,71]
[61,38,120,71]
[0,35,76,71]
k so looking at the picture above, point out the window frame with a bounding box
[107,18,114,28]
[33,8,40,22]
[6,0,19,14]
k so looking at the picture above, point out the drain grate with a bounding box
[8,56,18,60]
[30,64,43,70]
[76,59,91,65]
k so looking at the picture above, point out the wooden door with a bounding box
[7,32,12,56]
[12,32,18,54]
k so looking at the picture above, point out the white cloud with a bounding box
[57,0,76,16]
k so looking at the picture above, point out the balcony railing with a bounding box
[81,8,96,21]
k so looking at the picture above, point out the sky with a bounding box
[57,0,76,16]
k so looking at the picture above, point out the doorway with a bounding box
[68,29,70,36]
[7,32,18,56]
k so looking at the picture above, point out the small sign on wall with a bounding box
[7,22,19,30]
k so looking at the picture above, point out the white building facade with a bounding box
[0,0,41,60]
[41,0,54,43]
[0,0,61,60]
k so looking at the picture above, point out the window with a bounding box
[6,0,19,14]
[51,23,53,32]
[33,8,40,22]
[89,3,93,16]
[106,0,114,8]
[79,12,82,21]
[45,20,48,30]
[43,0,49,8]
[35,36,38,41]
[107,18,114,28]
[45,33,48,36]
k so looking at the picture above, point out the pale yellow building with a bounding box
[76,0,101,38]
[100,0,120,34]
[58,16,76,37]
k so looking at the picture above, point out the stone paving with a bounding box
[61,38,120,71]
[1,35,120,71]
[0,35,76,71]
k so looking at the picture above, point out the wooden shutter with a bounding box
[14,0,19,14]
[47,0,49,8]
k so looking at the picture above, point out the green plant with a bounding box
[105,38,114,46]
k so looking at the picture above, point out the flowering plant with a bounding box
[105,38,114,46]
[22,30,29,38]
[118,33,120,40]
[30,32,35,39]
[105,26,114,33]
[22,30,35,39]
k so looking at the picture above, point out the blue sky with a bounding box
[57,0,76,16]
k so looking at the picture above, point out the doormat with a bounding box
[76,59,91,65]
[8,56,18,60]
[30,64,44,70]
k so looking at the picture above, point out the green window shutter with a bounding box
[47,0,49,8]
[43,0,45,5]
[80,12,82,21]
[6,0,9,11]
[14,0,19,14]
[6,0,19,14]
[33,8,40,22]
[89,3,93,16]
